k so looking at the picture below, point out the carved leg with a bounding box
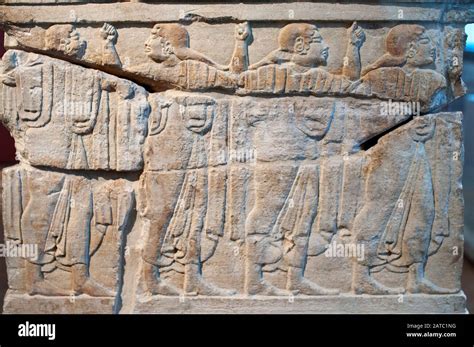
[351,261,404,295]
[183,263,236,296]
[287,266,338,295]
[71,263,113,297]
[244,164,296,296]
[142,262,180,295]
[25,261,69,296]
[406,262,458,294]
[244,236,288,296]
[286,237,339,295]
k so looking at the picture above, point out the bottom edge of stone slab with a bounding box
[3,292,117,314]
[2,292,467,314]
[130,292,467,314]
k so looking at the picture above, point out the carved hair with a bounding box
[151,24,223,67]
[362,24,426,76]
[151,24,190,50]
[278,23,319,53]
[44,24,75,50]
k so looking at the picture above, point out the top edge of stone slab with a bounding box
[2,0,473,4]
[1,2,473,24]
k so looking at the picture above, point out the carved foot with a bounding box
[287,277,339,295]
[407,278,459,294]
[353,276,405,295]
[246,280,289,296]
[185,278,236,296]
[29,280,70,297]
[143,262,181,295]
[145,278,181,296]
[77,278,114,297]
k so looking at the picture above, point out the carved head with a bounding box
[294,99,334,139]
[17,64,44,123]
[68,100,99,135]
[410,115,435,142]
[363,24,434,75]
[45,25,86,58]
[445,28,467,51]
[65,70,100,135]
[145,24,189,62]
[179,97,215,134]
[278,23,328,67]
[398,28,436,68]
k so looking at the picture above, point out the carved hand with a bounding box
[235,22,250,41]
[348,21,365,48]
[100,23,118,44]
[447,54,462,81]
[432,216,450,238]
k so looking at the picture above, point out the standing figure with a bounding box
[352,116,457,294]
[3,166,128,297]
[244,97,339,295]
[139,93,234,296]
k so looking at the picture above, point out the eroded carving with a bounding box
[0,10,468,313]
[1,51,150,171]
[138,92,233,296]
[3,165,134,297]
[352,113,461,295]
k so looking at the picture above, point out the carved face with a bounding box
[68,102,98,135]
[407,34,435,67]
[295,102,333,139]
[295,29,329,67]
[17,66,44,122]
[145,31,169,62]
[410,116,435,142]
[180,102,214,134]
[65,71,100,135]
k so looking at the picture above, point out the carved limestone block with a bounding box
[2,164,134,313]
[0,1,471,313]
[0,51,150,171]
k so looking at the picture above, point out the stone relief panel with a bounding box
[3,21,467,110]
[1,51,149,171]
[0,1,470,313]
[2,165,135,312]
[126,95,463,304]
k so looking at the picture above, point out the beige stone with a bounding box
[0,1,471,313]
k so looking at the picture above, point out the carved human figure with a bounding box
[239,22,365,94]
[63,66,101,170]
[44,24,86,58]
[138,94,233,296]
[131,24,237,90]
[444,27,467,100]
[0,52,53,131]
[243,98,340,295]
[0,50,149,171]
[351,115,457,295]
[65,71,149,171]
[3,166,133,297]
[353,24,446,111]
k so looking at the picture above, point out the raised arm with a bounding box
[342,22,365,80]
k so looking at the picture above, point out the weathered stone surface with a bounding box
[0,1,471,313]
[1,51,149,171]
[129,293,467,314]
[2,165,134,312]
